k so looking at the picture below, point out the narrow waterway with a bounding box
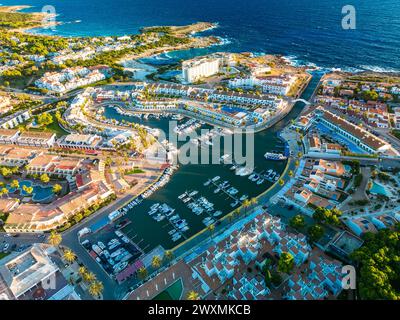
[103,72,322,251]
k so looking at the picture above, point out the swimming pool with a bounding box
[369,181,392,197]
[315,123,368,154]
[7,180,54,202]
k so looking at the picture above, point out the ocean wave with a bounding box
[282,55,368,74]
[212,36,232,46]
[282,55,321,70]
[281,55,300,66]
[359,65,400,73]
[321,66,363,73]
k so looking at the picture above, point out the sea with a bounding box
[1,0,400,72]
[1,0,398,250]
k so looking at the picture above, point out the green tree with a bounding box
[83,272,96,283]
[52,183,62,194]
[10,180,19,189]
[48,230,62,247]
[271,272,282,286]
[63,249,76,263]
[0,167,12,178]
[137,267,148,280]
[351,228,400,300]
[164,250,174,262]
[308,224,325,243]
[36,112,53,127]
[151,255,162,269]
[289,215,306,230]
[40,173,50,184]
[0,187,9,198]
[208,224,215,238]
[187,291,200,300]
[88,280,104,298]
[278,252,294,274]
[22,185,33,195]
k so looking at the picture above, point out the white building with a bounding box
[0,110,30,129]
[57,134,102,150]
[182,56,222,83]
[16,131,56,148]
[0,244,74,300]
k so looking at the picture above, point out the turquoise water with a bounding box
[315,123,368,154]
[101,73,321,251]
[7,180,54,202]
[370,181,392,197]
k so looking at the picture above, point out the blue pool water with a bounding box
[1,0,400,72]
[315,123,367,154]
[221,106,247,114]
[369,181,392,197]
[7,180,54,202]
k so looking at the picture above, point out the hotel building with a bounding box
[16,131,56,148]
[315,107,393,154]
[0,244,80,300]
[182,56,222,83]
[57,134,103,151]
[0,110,30,129]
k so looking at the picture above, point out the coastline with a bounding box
[0,5,32,12]
[0,4,61,33]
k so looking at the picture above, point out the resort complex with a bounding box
[0,3,399,306]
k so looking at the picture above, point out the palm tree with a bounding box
[63,249,76,264]
[250,197,258,208]
[208,224,215,238]
[288,170,294,178]
[48,231,62,247]
[137,267,148,280]
[1,188,8,198]
[243,199,251,215]
[233,208,241,219]
[278,178,285,186]
[164,250,174,262]
[78,266,88,278]
[88,280,104,298]
[187,291,200,300]
[10,180,19,189]
[83,272,96,283]
[151,255,162,269]
[52,184,62,194]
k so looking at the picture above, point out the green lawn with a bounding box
[0,252,10,260]
[30,112,69,137]
[45,115,69,137]
[125,167,145,174]
[392,130,400,140]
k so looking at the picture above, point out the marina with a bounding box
[93,74,320,252]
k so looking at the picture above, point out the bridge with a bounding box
[292,98,311,105]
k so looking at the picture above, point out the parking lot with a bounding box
[80,223,144,280]
[0,233,47,257]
